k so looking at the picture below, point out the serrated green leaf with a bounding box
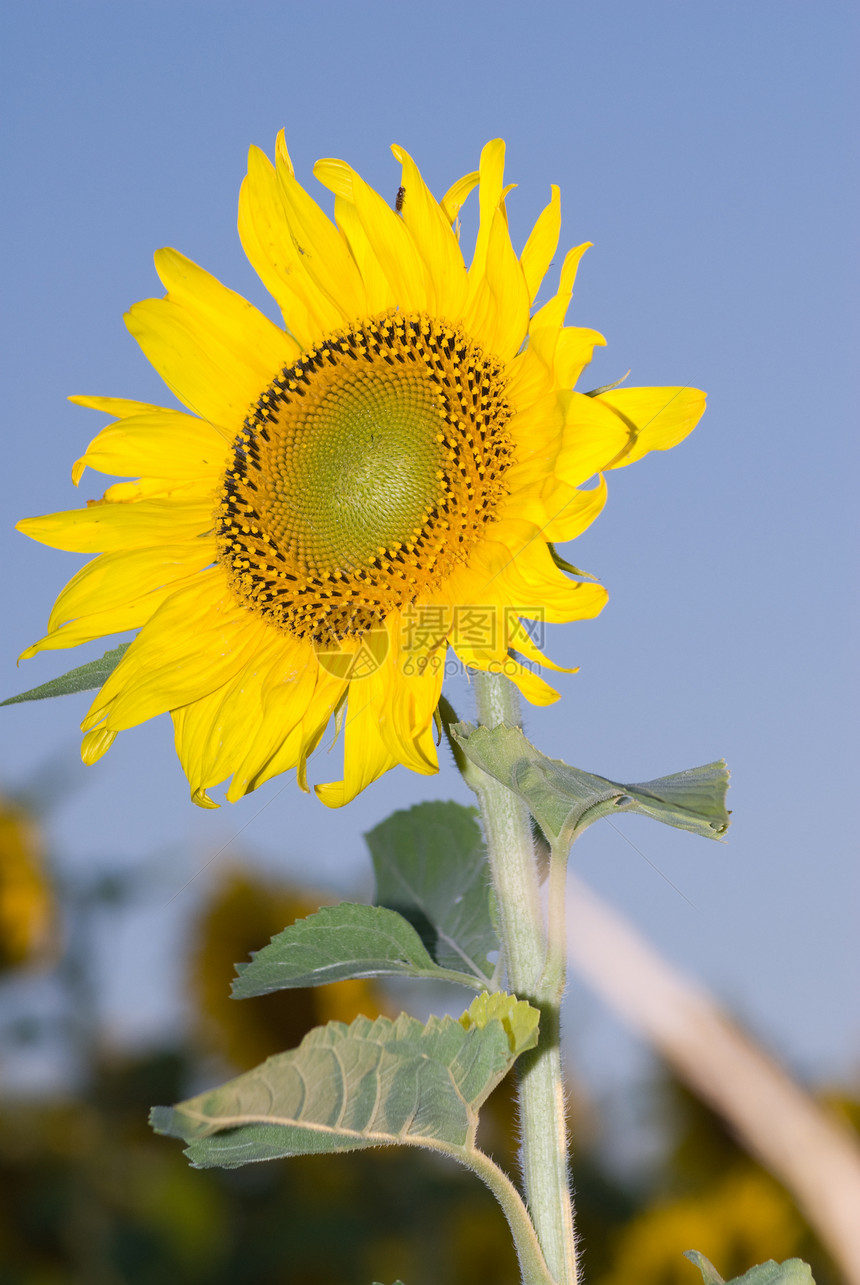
[1,642,131,706]
[366,801,498,983]
[150,998,538,1168]
[684,1253,815,1285]
[452,723,730,851]
[232,902,487,997]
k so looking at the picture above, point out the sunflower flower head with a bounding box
[17,134,705,808]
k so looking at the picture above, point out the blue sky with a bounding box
[1,1,857,1105]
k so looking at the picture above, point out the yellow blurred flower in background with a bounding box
[596,1168,803,1285]
[0,795,55,970]
[189,869,384,1069]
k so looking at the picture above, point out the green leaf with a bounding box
[684,1253,815,1285]
[232,902,488,997]
[1,642,131,706]
[451,723,730,851]
[366,801,499,984]
[150,994,539,1169]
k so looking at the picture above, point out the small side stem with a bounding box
[465,1147,557,1285]
[472,671,578,1285]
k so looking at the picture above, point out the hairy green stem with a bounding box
[464,1147,557,1285]
[472,671,578,1285]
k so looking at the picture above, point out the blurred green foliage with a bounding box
[0,786,853,1284]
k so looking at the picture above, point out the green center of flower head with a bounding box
[264,363,445,571]
[217,311,514,646]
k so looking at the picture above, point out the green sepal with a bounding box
[547,543,598,582]
[583,369,631,397]
[451,722,730,852]
[1,642,131,706]
[150,995,538,1169]
[684,1252,815,1285]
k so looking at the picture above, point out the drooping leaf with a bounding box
[366,801,498,983]
[150,994,539,1168]
[1,642,131,706]
[232,902,487,997]
[684,1252,815,1285]
[451,722,730,852]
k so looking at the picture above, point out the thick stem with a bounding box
[472,671,578,1285]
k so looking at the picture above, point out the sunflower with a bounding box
[17,135,705,808]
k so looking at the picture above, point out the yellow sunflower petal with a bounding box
[81,727,117,765]
[390,145,468,318]
[470,139,506,281]
[275,146,368,325]
[440,170,480,226]
[224,649,323,802]
[554,391,634,487]
[530,242,592,333]
[554,326,607,388]
[81,570,268,732]
[315,670,400,808]
[125,299,265,436]
[22,601,159,657]
[501,660,560,707]
[100,477,213,503]
[379,613,444,773]
[17,497,214,553]
[536,476,608,544]
[155,247,299,376]
[311,158,354,200]
[520,185,561,304]
[335,163,430,313]
[123,249,299,434]
[505,389,566,486]
[505,346,556,415]
[72,407,227,486]
[22,563,211,660]
[507,622,579,676]
[326,195,393,312]
[597,386,707,469]
[172,633,290,804]
[247,668,345,796]
[69,395,167,418]
[484,535,608,625]
[238,145,319,346]
[47,543,217,633]
[464,208,531,362]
